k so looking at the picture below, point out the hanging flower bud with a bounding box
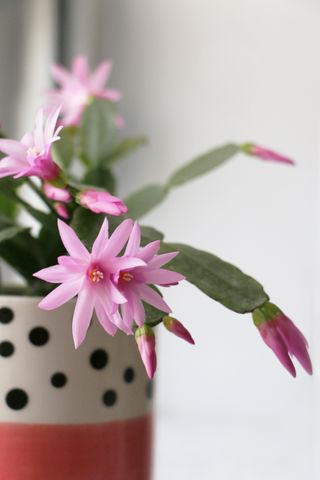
[77,189,128,216]
[163,316,195,344]
[135,325,157,379]
[252,302,312,377]
[241,143,294,165]
[43,182,71,203]
[54,202,69,219]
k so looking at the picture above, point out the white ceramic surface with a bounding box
[0,296,152,424]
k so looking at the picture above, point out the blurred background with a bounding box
[0,0,319,478]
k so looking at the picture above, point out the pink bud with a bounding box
[135,325,157,379]
[78,189,128,216]
[241,143,295,165]
[54,202,69,219]
[43,182,72,203]
[163,316,195,345]
[253,303,312,377]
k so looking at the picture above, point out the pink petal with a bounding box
[111,256,145,273]
[92,218,109,259]
[102,219,133,258]
[33,264,70,283]
[138,240,161,262]
[72,55,89,84]
[148,251,179,269]
[38,279,82,310]
[0,139,27,160]
[258,322,296,377]
[90,60,112,90]
[127,292,145,327]
[98,89,122,101]
[277,316,313,375]
[120,303,134,333]
[125,221,141,256]
[111,310,132,335]
[136,284,171,313]
[44,107,62,144]
[57,219,90,260]
[94,299,118,336]
[108,280,128,304]
[137,268,185,285]
[97,282,117,315]
[58,256,87,272]
[72,287,95,348]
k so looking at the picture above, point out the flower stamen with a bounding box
[120,271,134,283]
[88,266,104,283]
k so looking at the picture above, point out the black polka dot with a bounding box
[29,327,49,346]
[146,381,154,400]
[123,367,135,383]
[102,389,117,407]
[0,341,14,357]
[90,349,108,370]
[0,307,14,324]
[6,389,28,410]
[51,372,67,388]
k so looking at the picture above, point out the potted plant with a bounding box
[0,56,312,480]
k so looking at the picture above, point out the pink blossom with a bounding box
[34,218,145,348]
[43,182,71,203]
[47,55,121,126]
[163,316,195,344]
[78,189,128,216]
[242,143,294,165]
[0,108,62,180]
[253,303,312,377]
[111,222,185,334]
[135,325,157,379]
[54,203,69,219]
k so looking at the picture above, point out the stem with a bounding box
[26,178,57,216]
[146,318,163,328]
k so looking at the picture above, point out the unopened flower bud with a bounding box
[43,182,71,203]
[77,189,128,216]
[241,143,294,165]
[135,325,157,379]
[252,302,312,377]
[54,202,69,219]
[163,316,195,345]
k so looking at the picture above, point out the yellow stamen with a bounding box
[120,272,134,282]
[88,267,104,283]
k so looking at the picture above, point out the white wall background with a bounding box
[0,0,319,478]
[100,1,319,478]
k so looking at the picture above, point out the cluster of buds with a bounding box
[135,317,194,378]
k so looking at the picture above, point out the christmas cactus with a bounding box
[0,55,312,379]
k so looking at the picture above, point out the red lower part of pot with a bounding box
[0,415,152,480]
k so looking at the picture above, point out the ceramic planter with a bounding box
[0,296,153,480]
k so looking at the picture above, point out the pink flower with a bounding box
[47,55,121,126]
[43,183,71,203]
[78,189,128,216]
[163,316,195,344]
[253,302,312,377]
[54,203,69,219]
[241,143,294,165]
[111,222,185,334]
[0,108,62,180]
[135,325,157,379]
[33,218,145,348]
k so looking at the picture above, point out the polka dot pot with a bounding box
[0,296,153,480]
